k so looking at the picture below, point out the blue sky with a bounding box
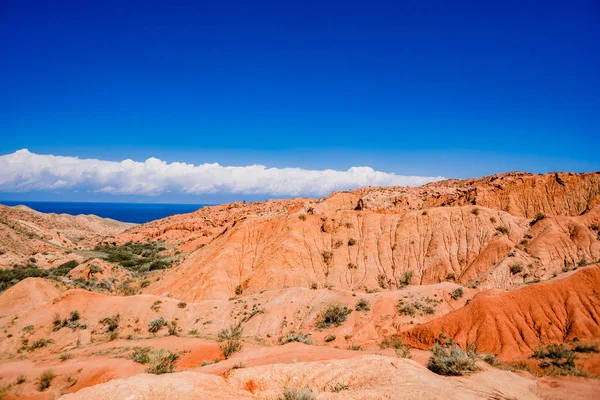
[1,0,599,203]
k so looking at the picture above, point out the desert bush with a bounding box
[377,274,388,289]
[471,208,480,216]
[325,335,336,342]
[177,301,187,309]
[145,349,179,374]
[278,387,316,400]
[217,322,243,341]
[509,264,524,275]
[445,272,456,281]
[148,316,168,333]
[16,375,27,384]
[234,284,243,295]
[380,335,412,358]
[396,301,416,317]
[450,287,464,300]
[0,261,78,293]
[28,338,53,351]
[322,251,333,265]
[37,370,55,391]
[220,340,243,359]
[530,213,546,226]
[131,347,151,364]
[427,343,479,376]
[150,300,162,312]
[59,353,73,362]
[481,354,500,366]
[400,270,413,286]
[279,332,312,345]
[347,262,358,270]
[317,303,351,329]
[69,310,80,321]
[99,314,120,332]
[347,344,362,351]
[330,381,349,392]
[355,298,370,311]
[347,238,356,246]
[573,344,599,353]
[496,226,509,235]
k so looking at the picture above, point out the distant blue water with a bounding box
[0,201,208,224]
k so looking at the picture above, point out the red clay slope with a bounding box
[404,265,600,360]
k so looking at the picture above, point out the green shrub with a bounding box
[317,303,351,329]
[145,349,179,374]
[355,298,370,311]
[481,354,500,366]
[450,287,463,300]
[496,226,509,235]
[380,335,412,358]
[509,264,524,275]
[99,314,120,332]
[220,340,243,359]
[427,343,478,376]
[396,302,416,317]
[131,347,151,364]
[148,316,168,333]
[279,332,312,345]
[217,323,243,341]
[37,370,55,391]
[530,213,546,226]
[278,387,316,400]
[573,344,598,353]
[69,310,80,321]
[28,338,53,351]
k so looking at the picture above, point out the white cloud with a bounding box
[0,149,444,197]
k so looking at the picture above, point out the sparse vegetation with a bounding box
[217,323,243,341]
[377,274,388,289]
[530,213,546,226]
[0,261,79,292]
[325,335,336,342]
[322,251,333,265]
[278,387,316,400]
[220,339,243,359]
[347,238,356,246]
[573,343,598,353]
[317,303,351,329]
[148,316,168,333]
[16,375,27,385]
[496,226,509,235]
[532,344,587,376]
[427,343,478,376]
[59,353,73,362]
[481,354,500,366]
[37,370,55,391]
[235,284,244,295]
[99,314,120,332]
[380,335,412,358]
[355,298,370,311]
[28,338,53,351]
[400,270,413,286]
[330,382,349,392]
[509,264,524,275]
[450,287,463,300]
[177,301,187,309]
[151,300,162,312]
[145,349,180,374]
[131,347,151,364]
[279,332,312,345]
[94,241,170,273]
[397,302,416,317]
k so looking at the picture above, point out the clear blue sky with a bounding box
[1,0,599,202]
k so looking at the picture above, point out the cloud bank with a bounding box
[0,149,444,197]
